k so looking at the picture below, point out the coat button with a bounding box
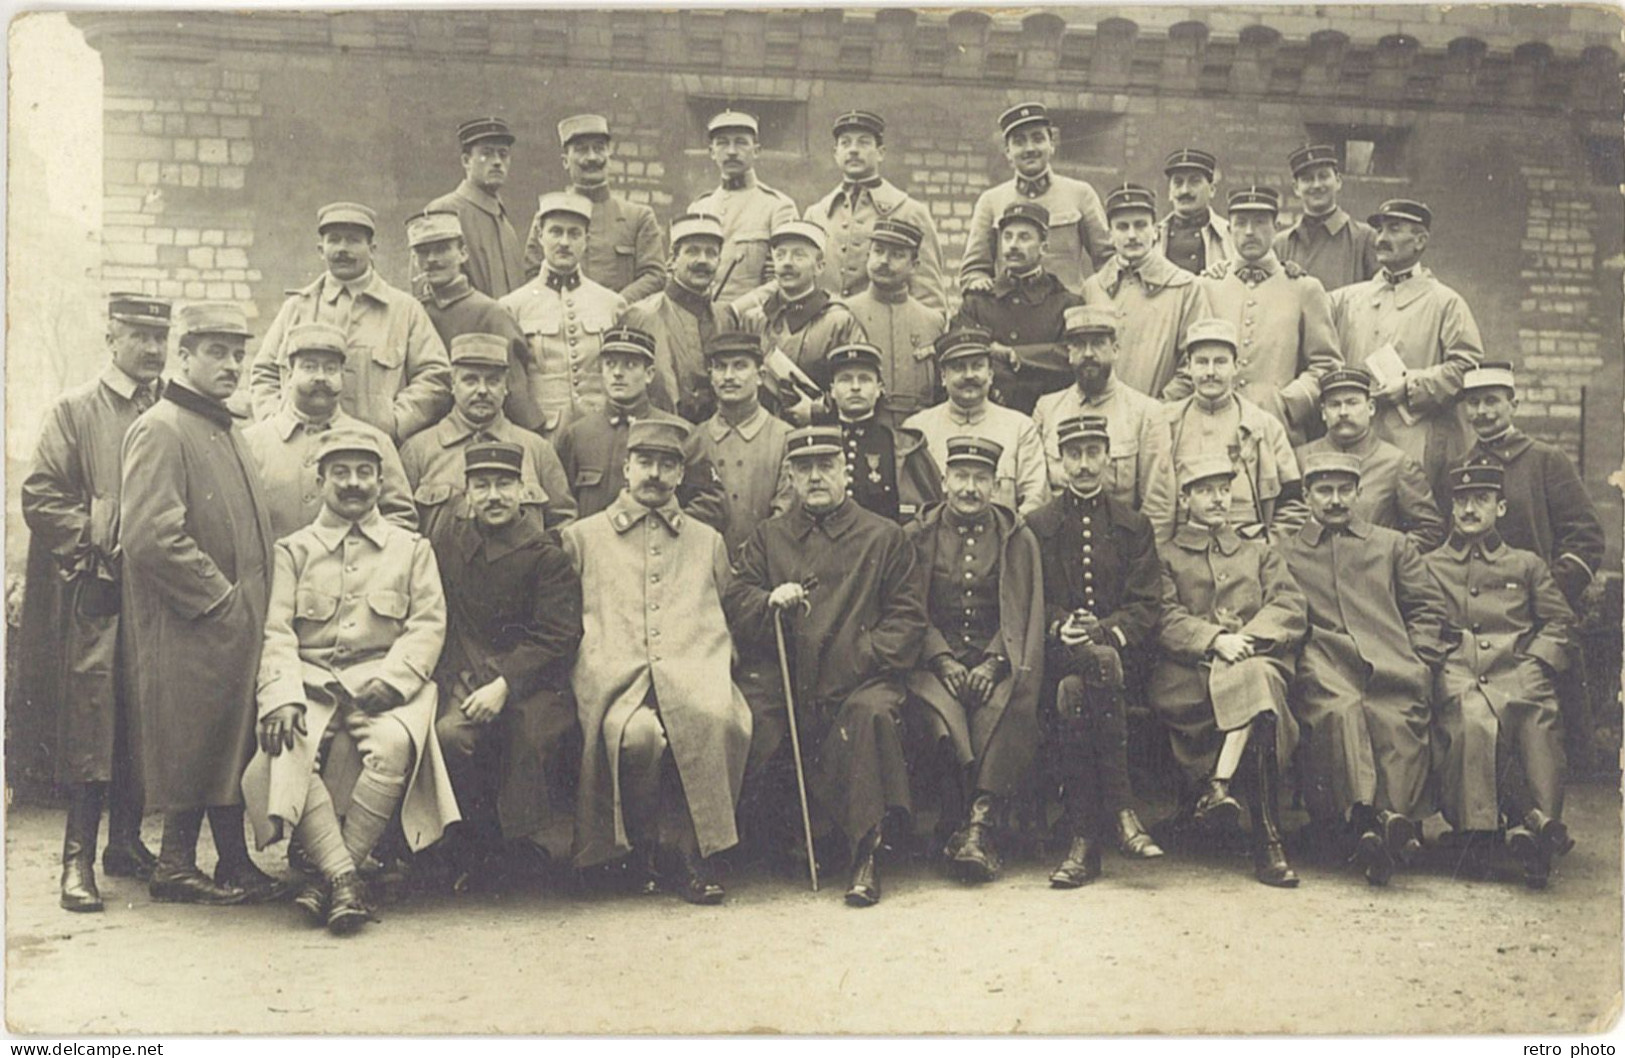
[1478,675,1489,684]
[1470,588,1479,596]
[1479,640,1491,649]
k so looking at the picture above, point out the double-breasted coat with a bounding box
[1280,519,1453,822]
[120,382,276,810]
[842,287,946,425]
[560,494,751,866]
[1272,208,1380,292]
[398,409,577,536]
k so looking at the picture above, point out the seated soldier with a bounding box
[1151,456,1308,888]
[1280,452,1453,885]
[242,430,458,936]
[430,442,583,889]
[1026,415,1164,889]
[1423,462,1575,889]
[825,342,942,524]
[904,436,1045,884]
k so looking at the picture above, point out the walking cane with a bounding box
[772,608,820,891]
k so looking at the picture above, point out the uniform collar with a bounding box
[427,273,476,310]
[545,267,582,292]
[309,505,390,551]
[1166,207,1212,231]
[1101,250,1189,296]
[1326,429,1378,457]
[665,277,714,316]
[572,182,611,204]
[1173,521,1241,555]
[1015,169,1053,198]
[1074,376,1119,407]
[607,489,684,536]
[865,281,912,305]
[945,400,989,427]
[1473,428,1533,461]
[100,363,149,401]
[1443,529,1506,560]
[1370,265,1433,309]
[322,269,385,305]
[1300,207,1350,236]
[1233,253,1280,284]
[720,170,758,193]
[162,379,236,428]
[992,268,1058,300]
[272,402,346,441]
[766,286,832,332]
[436,407,511,447]
[1300,516,1371,546]
[455,179,507,218]
[459,506,545,565]
[787,496,859,541]
[604,395,653,426]
[707,403,770,443]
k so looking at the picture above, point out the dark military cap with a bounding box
[1056,414,1111,449]
[785,425,844,460]
[827,343,883,376]
[832,110,885,140]
[933,327,993,366]
[945,435,1003,471]
[464,440,524,478]
[1368,199,1432,230]
[108,291,171,328]
[458,117,514,149]
[870,218,924,250]
[1164,147,1218,179]
[1289,144,1340,177]
[997,102,1050,138]
[315,428,385,465]
[1301,451,1363,485]
[1462,361,1516,394]
[996,201,1050,234]
[1227,186,1282,216]
[600,326,657,363]
[1104,183,1158,219]
[1318,366,1373,399]
[1450,461,1504,494]
[705,331,763,362]
[627,419,691,458]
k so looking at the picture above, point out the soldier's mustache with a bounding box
[337,489,368,502]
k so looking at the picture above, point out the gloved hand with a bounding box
[352,678,405,715]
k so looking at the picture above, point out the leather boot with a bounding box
[60,784,105,913]
[209,805,294,904]
[1115,808,1164,858]
[292,877,329,926]
[326,871,371,935]
[102,783,156,881]
[1506,825,1551,890]
[1525,808,1574,858]
[150,812,249,905]
[952,793,1002,884]
[1048,836,1102,889]
[676,848,725,906]
[1352,828,1393,886]
[1247,728,1299,888]
[845,825,883,908]
[1379,810,1422,866]
[1193,777,1243,831]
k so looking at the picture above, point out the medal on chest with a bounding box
[866,452,883,484]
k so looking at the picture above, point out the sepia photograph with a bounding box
[4,2,1622,1038]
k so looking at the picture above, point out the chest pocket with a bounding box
[526,318,562,339]
[1049,209,1083,228]
[414,483,454,508]
[1107,441,1139,493]
[367,590,408,622]
[295,590,339,624]
[574,468,605,490]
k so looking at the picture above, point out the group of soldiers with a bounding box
[20,101,1605,936]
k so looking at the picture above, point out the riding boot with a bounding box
[60,783,105,913]
[845,824,883,908]
[952,792,1003,883]
[102,776,156,881]
[209,804,292,903]
[1248,722,1299,889]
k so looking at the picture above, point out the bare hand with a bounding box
[989,342,1015,365]
[1371,373,1408,405]
[1058,611,1098,647]
[768,582,809,612]
[1211,633,1254,664]
[934,655,970,701]
[1202,259,1233,281]
[258,704,306,757]
[460,676,509,725]
[964,659,1001,708]
[962,273,995,294]
[782,393,816,427]
[1281,259,1305,280]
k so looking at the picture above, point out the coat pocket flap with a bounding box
[414,483,454,506]
[366,590,409,620]
[296,590,339,621]
[1049,209,1083,226]
[614,243,637,256]
[574,468,604,488]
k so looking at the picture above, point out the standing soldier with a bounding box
[500,192,629,439]
[692,332,795,556]
[425,117,526,299]
[905,436,1045,885]
[1294,367,1446,551]
[249,202,452,442]
[689,110,799,307]
[241,429,458,934]
[525,114,666,303]
[430,442,582,889]
[728,426,929,907]
[1424,463,1575,888]
[904,328,1048,518]
[805,110,947,314]
[841,219,946,427]
[1151,456,1308,888]
[398,333,577,535]
[1273,144,1380,292]
[1175,186,1341,446]
[1331,199,1484,495]
[121,302,283,905]
[21,292,169,912]
[1159,148,1234,275]
[621,213,737,423]
[961,102,1110,296]
[406,210,540,433]
[561,421,752,903]
[552,326,729,532]
[954,202,1084,415]
[825,343,942,524]
[1026,415,1166,887]
[1280,452,1453,886]
[1081,184,1211,399]
[241,322,416,541]
[1032,306,1176,537]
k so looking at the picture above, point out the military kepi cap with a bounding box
[998,102,1049,138]
[1301,451,1363,484]
[109,291,172,328]
[1368,198,1432,230]
[1289,144,1340,177]
[464,441,524,478]
[945,435,1003,471]
[1056,414,1111,448]
[933,326,993,366]
[600,326,657,362]
[670,212,725,246]
[177,301,251,339]
[1184,318,1239,355]
[558,114,610,147]
[769,220,827,253]
[1178,455,1236,491]
[1450,461,1504,494]
[1064,305,1118,339]
[288,322,348,361]
[316,428,385,465]
[1104,183,1158,219]
[1319,366,1372,399]
[832,110,885,139]
[1227,186,1281,215]
[706,331,763,362]
[827,343,883,376]
[627,419,691,458]
[317,202,377,235]
[707,110,759,137]
[997,201,1050,234]
[784,425,844,460]
[1462,361,1516,393]
[405,210,464,248]
[536,191,594,226]
[1164,147,1218,178]
[870,219,923,250]
[450,332,510,368]
[458,117,514,148]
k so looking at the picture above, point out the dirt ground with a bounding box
[5,784,1620,1036]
